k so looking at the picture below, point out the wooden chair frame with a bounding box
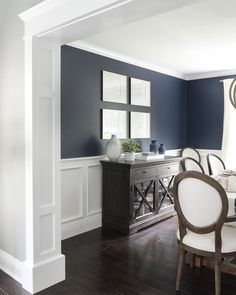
[180,157,205,174]
[207,154,226,176]
[180,147,201,163]
[173,171,236,295]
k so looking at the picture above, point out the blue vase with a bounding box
[159,144,166,155]
[150,140,158,153]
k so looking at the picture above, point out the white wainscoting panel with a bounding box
[88,165,102,216]
[61,156,105,240]
[61,167,83,222]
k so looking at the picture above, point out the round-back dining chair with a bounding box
[180,157,205,174]
[207,154,226,175]
[180,147,201,163]
[173,171,236,295]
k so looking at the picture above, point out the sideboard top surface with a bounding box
[101,155,182,169]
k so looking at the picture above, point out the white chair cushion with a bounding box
[177,225,236,253]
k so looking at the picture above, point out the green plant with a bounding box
[122,139,140,153]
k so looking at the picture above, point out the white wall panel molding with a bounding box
[61,167,83,222]
[61,156,105,240]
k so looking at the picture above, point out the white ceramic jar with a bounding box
[106,134,121,161]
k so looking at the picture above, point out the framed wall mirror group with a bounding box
[101,71,151,139]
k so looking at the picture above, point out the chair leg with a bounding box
[214,257,222,295]
[176,247,185,292]
[189,253,195,268]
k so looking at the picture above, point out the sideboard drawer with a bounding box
[157,163,179,175]
[132,167,157,180]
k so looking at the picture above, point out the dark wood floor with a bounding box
[1,216,236,294]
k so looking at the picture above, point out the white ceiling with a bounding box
[78,0,236,79]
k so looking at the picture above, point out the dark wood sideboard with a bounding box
[101,156,181,234]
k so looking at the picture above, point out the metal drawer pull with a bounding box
[167,167,170,169]
[142,171,147,173]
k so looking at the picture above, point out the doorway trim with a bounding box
[19,0,139,293]
[18,0,204,293]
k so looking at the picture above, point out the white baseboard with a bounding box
[0,249,66,294]
[22,254,65,294]
[62,213,102,240]
[0,249,23,284]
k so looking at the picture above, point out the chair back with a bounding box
[173,171,228,241]
[180,157,205,174]
[180,147,201,163]
[207,154,226,175]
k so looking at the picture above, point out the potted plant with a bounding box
[122,139,140,161]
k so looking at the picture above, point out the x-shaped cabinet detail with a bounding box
[133,179,156,222]
[157,175,175,212]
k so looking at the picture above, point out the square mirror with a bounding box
[131,78,151,107]
[131,112,150,138]
[102,71,128,104]
[102,109,128,139]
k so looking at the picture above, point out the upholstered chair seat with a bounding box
[177,226,236,253]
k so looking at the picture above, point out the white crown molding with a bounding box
[69,41,185,80]
[19,0,69,22]
[69,41,236,81]
[185,69,236,81]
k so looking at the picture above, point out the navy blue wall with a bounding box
[187,76,235,150]
[61,45,188,158]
